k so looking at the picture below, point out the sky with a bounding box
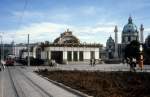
[1,0,150,46]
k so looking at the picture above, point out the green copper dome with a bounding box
[106,36,114,44]
[122,17,138,33]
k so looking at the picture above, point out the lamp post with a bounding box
[139,44,143,70]
[0,35,2,63]
[0,34,4,70]
[27,34,30,66]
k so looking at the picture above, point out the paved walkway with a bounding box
[0,66,85,97]
[26,63,150,72]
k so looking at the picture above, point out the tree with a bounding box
[124,40,140,59]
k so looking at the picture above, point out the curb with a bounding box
[39,75,93,97]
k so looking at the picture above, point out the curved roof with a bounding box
[106,36,114,44]
[122,17,138,34]
[54,29,80,44]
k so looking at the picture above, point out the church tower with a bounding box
[114,25,118,58]
[140,24,144,43]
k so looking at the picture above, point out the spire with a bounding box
[140,24,144,31]
[109,35,112,38]
[114,25,118,32]
[140,24,144,43]
[128,16,133,24]
[67,28,69,32]
[114,25,118,58]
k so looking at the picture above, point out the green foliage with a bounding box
[124,40,140,59]
[143,45,150,64]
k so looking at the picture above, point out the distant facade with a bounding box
[0,42,14,59]
[106,36,115,59]
[106,16,143,60]
[43,29,102,64]
[17,29,102,64]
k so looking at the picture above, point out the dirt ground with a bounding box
[36,69,150,97]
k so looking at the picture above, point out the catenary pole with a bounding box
[27,34,30,66]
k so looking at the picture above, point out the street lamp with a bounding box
[0,35,2,62]
[27,34,30,66]
[139,44,144,70]
[0,35,5,70]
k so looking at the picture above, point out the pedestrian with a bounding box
[126,57,130,67]
[132,58,137,71]
[90,58,92,66]
[93,58,96,66]
[130,57,136,72]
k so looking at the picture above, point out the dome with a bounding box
[106,36,115,57]
[122,17,138,34]
[54,29,80,44]
[106,36,114,44]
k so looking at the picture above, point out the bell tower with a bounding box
[114,25,118,58]
[140,24,144,43]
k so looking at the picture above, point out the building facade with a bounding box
[43,29,102,64]
[17,29,102,64]
[106,16,143,60]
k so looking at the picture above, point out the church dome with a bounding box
[122,16,138,34]
[122,16,139,44]
[54,29,80,44]
[106,36,115,58]
[106,36,114,44]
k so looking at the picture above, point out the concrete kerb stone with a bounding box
[38,75,93,97]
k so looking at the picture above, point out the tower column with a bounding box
[140,24,144,43]
[114,25,118,58]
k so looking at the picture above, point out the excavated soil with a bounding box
[36,69,150,97]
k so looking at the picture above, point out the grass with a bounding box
[36,69,150,97]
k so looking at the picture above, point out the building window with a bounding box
[73,51,78,61]
[79,51,83,61]
[67,51,72,61]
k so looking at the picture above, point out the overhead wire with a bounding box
[13,0,28,42]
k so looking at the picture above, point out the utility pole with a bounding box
[27,34,30,66]
[0,32,4,70]
[0,35,2,63]
[0,33,4,61]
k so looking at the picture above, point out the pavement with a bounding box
[1,63,150,97]
[0,66,85,97]
[26,63,150,72]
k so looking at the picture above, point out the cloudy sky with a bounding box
[1,0,150,46]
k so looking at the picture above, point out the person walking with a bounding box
[93,58,96,66]
[1,60,5,71]
[130,57,136,72]
[90,58,92,66]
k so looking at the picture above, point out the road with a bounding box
[0,66,85,97]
